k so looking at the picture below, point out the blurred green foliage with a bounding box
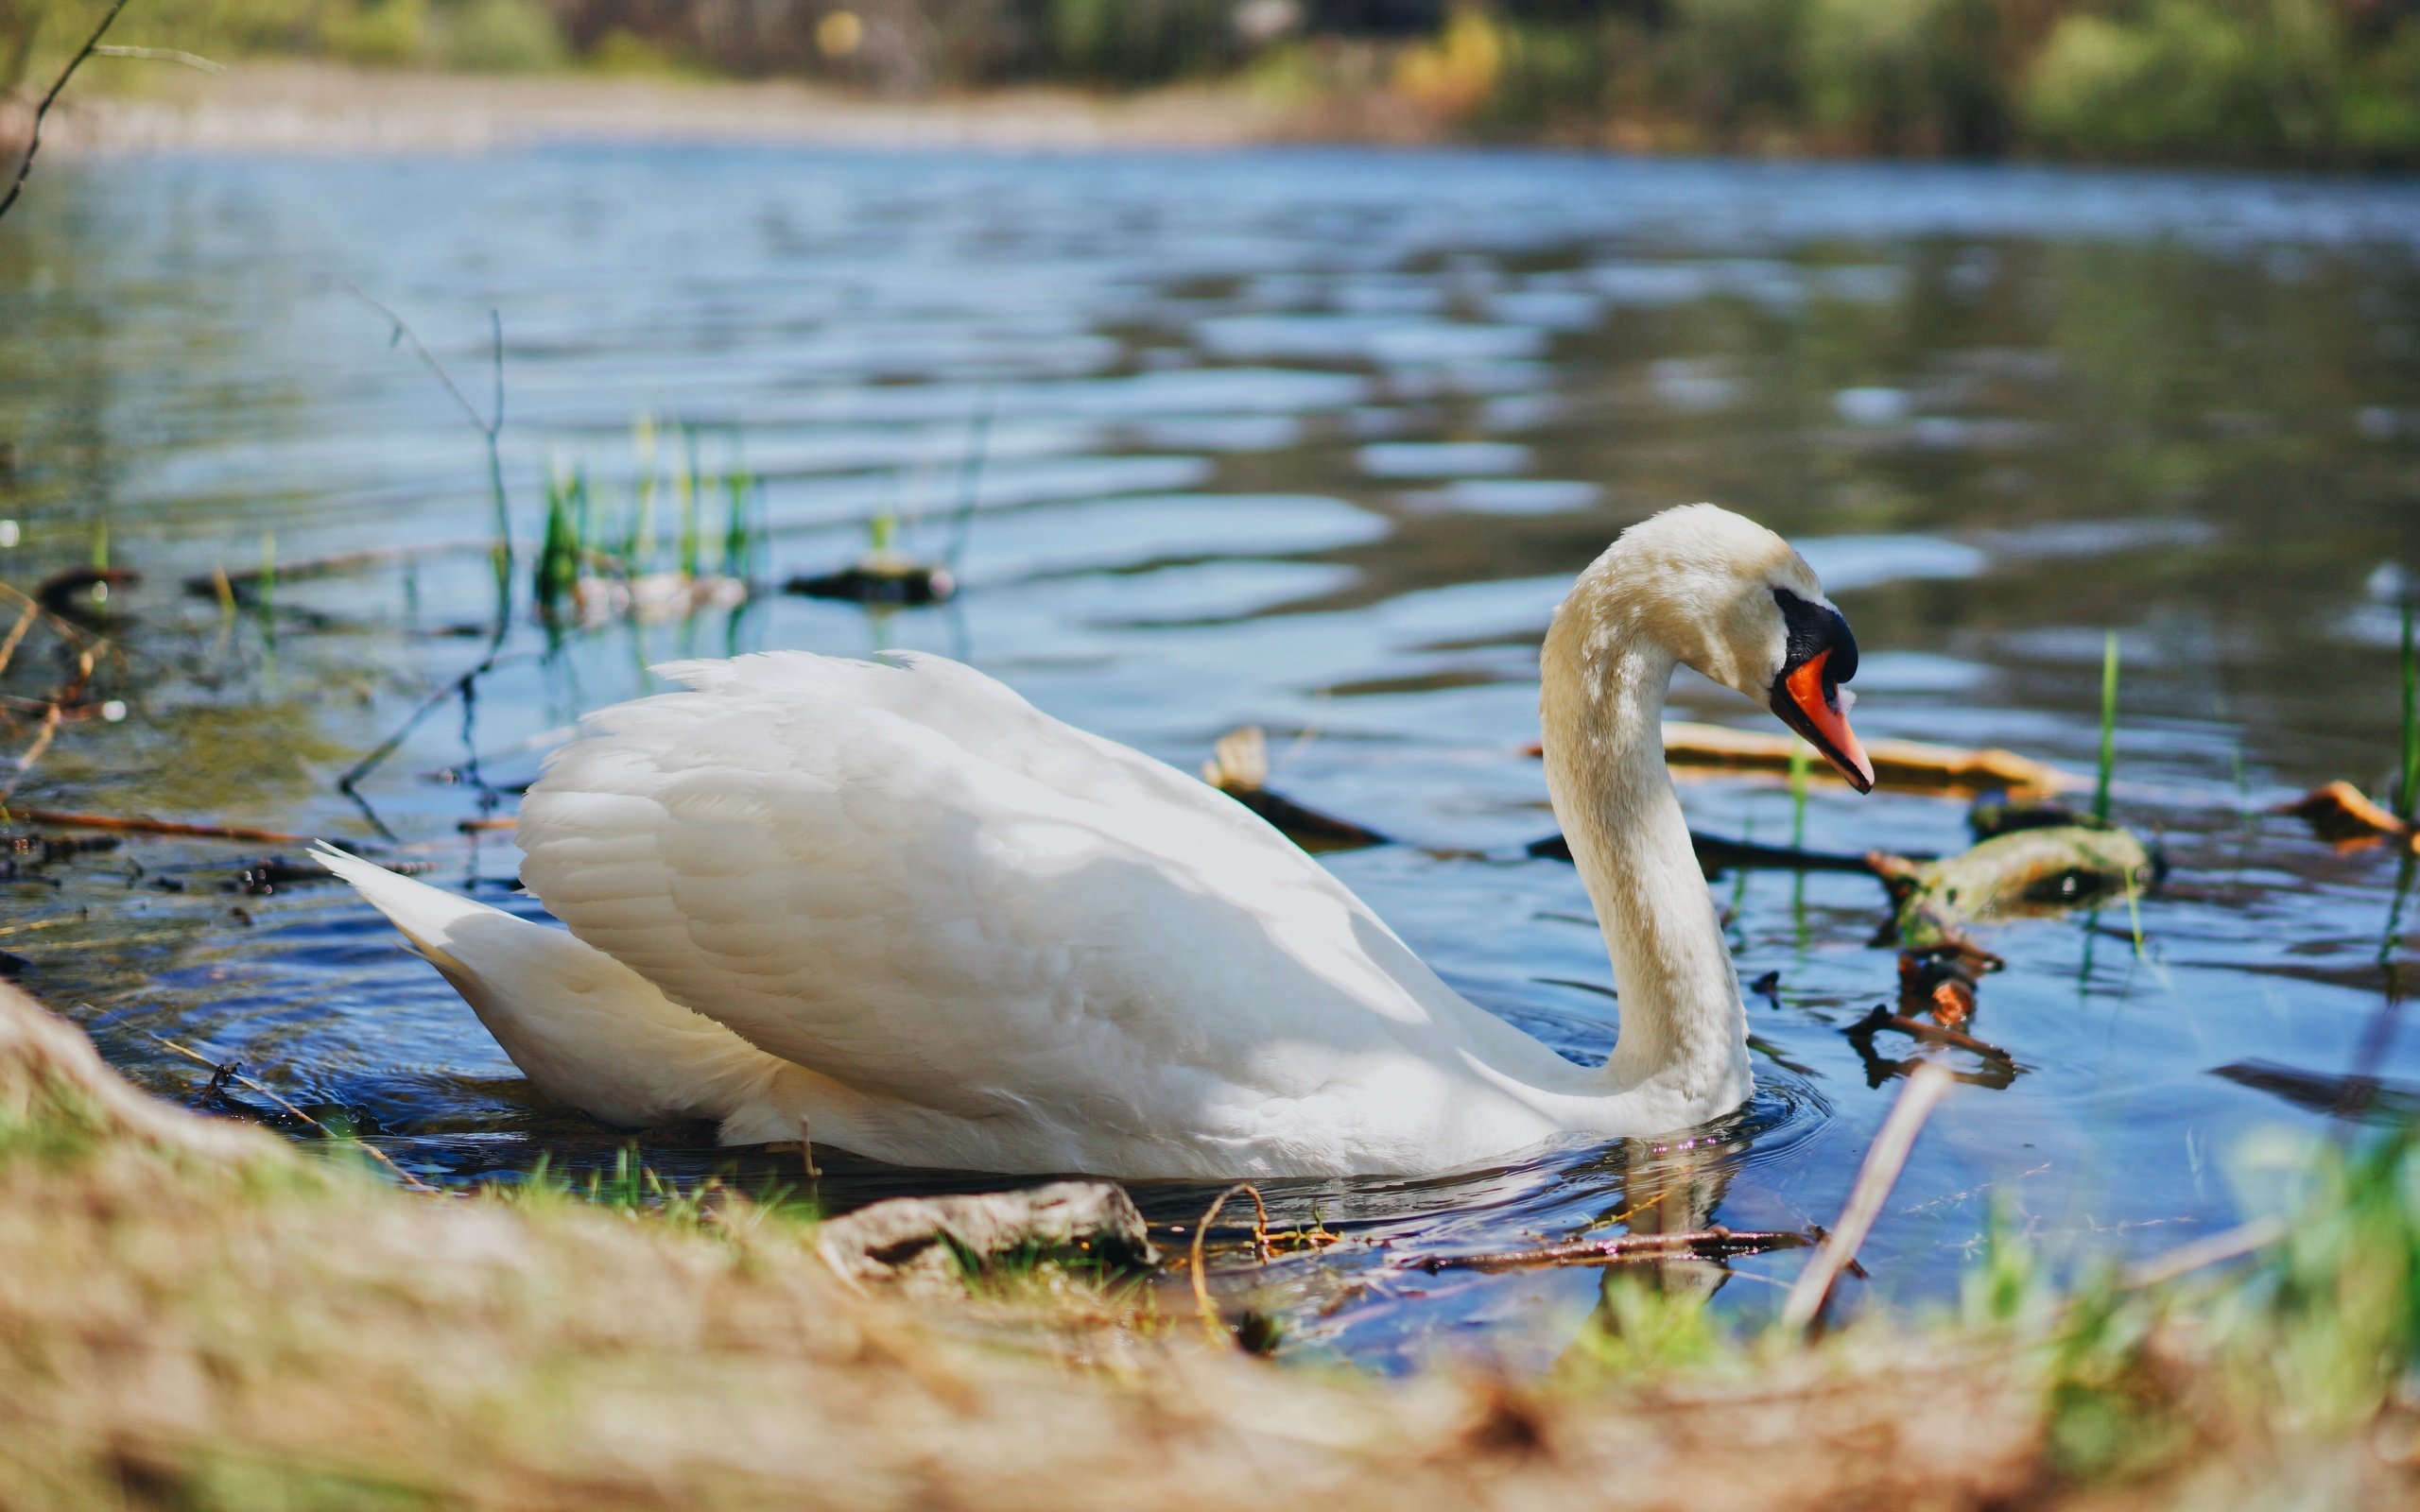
[7,0,2420,164]
[1,0,566,88]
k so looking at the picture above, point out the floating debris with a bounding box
[562,572,748,627]
[34,565,137,622]
[784,554,954,607]
[1968,791,2104,840]
[814,1181,1156,1298]
[1415,1224,1820,1275]
[1871,824,2157,953]
[2275,780,2416,852]
[1201,726,1388,851]
[1524,723,2073,796]
[2212,1059,2420,1124]
[1850,1005,2014,1065]
[1529,829,1887,876]
[5,808,324,846]
[1897,949,1988,1027]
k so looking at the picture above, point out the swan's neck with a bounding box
[1540,574,1751,1109]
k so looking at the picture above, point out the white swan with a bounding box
[319,504,1873,1178]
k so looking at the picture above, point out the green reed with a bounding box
[630,413,659,573]
[535,463,584,609]
[722,467,756,578]
[1788,737,1811,851]
[677,424,702,582]
[256,529,276,617]
[2093,631,2118,826]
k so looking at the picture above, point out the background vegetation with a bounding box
[5,0,2420,166]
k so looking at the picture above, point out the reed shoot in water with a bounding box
[631,413,659,572]
[723,468,756,578]
[535,464,583,609]
[256,529,275,616]
[1789,737,1810,850]
[2094,631,2119,826]
[2399,594,2417,821]
[677,424,702,582]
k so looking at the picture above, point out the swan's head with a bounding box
[1585,503,1875,793]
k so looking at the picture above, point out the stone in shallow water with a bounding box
[815,1180,1158,1297]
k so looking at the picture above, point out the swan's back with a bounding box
[517,652,1575,1174]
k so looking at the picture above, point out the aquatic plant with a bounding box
[1789,735,1811,850]
[2093,630,2118,826]
[534,462,583,609]
[676,423,702,583]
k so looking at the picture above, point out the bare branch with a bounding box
[0,0,136,228]
[92,44,223,74]
[1782,1061,1954,1333]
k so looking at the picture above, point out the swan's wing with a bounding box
[516,652,1468,1130]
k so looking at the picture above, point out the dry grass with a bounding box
[0,982,2406,1512]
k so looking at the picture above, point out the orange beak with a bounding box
[1772,647,1875,794]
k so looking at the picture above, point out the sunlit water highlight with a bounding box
[2,146,2417,1371]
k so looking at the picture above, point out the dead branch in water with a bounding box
[146,1031,438,1193]
[0,597,38,678]
[182,540,499,601]
[0,0,133,227]
[1,806,322,845]
[1187,1182,1270,1344]
[2,701,60,798]
[1524,723,2074,796]
[1851,1004,2015,1065]
[2119,1217,2288,1291]
[1416,1225,1819,1275]
[1782,1061,1954,1333]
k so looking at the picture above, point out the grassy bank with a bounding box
[9,0,2420,168]
[1,979,2413,1509]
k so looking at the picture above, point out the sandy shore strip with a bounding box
[32,61,1322,157]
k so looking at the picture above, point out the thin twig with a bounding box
[337,650,537,838]
[0,581,100,647]
[343,287,512,634]
[1188,1182,1270,1344]
[90,43,221,72]
[1781,1061,1954,1332]
[2119,1217,2287,1292]
[344,284,498,439]
[1417,1225,1818,1275]
[1,701,60,798]
[0,598,37,679]
[0,805,320,844]
[147,1032,438,1193]
[183,539,497,599]
[1851,1005,2016,1064]
[0,0,133,227]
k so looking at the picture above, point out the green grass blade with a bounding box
[2094,631,2118,826]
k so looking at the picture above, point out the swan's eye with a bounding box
[1772,587,1858,685]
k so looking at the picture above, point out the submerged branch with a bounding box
[1416,1225,1817,1275]
[1187,1182,1270,1344]
[145,1031,437,1193]
[3,806,324,845]
[1782,1061,1954,1333]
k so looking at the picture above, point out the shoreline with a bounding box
[35,60,1336,158]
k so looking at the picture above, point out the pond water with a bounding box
[4,145,2419,1373]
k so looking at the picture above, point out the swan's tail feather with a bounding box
[311,843,786,1130]
[311,842,477,975]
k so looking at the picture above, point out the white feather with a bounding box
[323,505,1853,1177]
